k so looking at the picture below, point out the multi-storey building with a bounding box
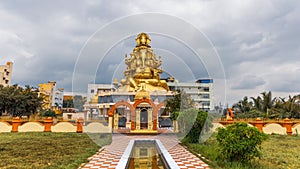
[52,87,64,108]
[38,81,64,111]
[167,78,214,111]
[86,82,117,105]
[0,62,13,87]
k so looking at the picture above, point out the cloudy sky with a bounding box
[0,0,299,106]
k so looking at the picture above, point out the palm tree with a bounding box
[260,91,276,113]
[280,95,300,118]
[250,91,276,118]
[251,96,263,112]
[233,96,252,113]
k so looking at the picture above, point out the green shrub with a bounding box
[40,109,56,117]
[216,122,267,162]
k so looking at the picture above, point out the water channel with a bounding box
[126,141,166,169]
[117,139,179,169]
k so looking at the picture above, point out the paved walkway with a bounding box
[80,134,209,169]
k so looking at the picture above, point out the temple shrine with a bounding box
[86,33,174,133]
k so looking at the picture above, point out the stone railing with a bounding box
[215,118,300,135]
[0,117,111,133]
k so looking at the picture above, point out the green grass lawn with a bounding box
[185,134,300,169]
[0,132,111,169]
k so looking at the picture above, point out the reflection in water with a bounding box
[127,141,166,169]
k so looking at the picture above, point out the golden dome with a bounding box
[134,89,150,101]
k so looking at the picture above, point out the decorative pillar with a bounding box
[77,118,84,133]
[106,107,110,117]
[148,109,153,130]
[153,108,157,131]
[113,113,119,130]
[83,110,87,122]
[252,118,264,132]
[126,109,131,129]
[100,108,104,117]
[86,109,90,121]
[136,108,140,130]
[126,109,130,122]
[108,116,113,131]
[131,108,135,131]
[282,118,293,135]
[91,109,94,120]
[153,107,158,131]
[44,117,53,132]
[11,117,22,132]
[97,107,100,118]
[153,119,157,130]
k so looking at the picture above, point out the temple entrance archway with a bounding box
[108,100,134,130]
[108,98,163,133]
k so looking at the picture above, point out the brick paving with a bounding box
[80,134,209,169]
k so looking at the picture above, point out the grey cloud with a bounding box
[231,75,266,90]
[1,0,300,106]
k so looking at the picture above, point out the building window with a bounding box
[202,101,210,106]
[203,87,209,92]
[91,89,94,93]
[202,94,209,99]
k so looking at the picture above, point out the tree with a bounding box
[63,99,74,108]
[233,92,300,119]
[73,95,86,112]
[180,109,212,143]
[251,96,263,112]
[163,90,194,119]
[0,84,42,117]
[40,109,56,117]
[233,96,252,114]
[21,85,43,117]
[279,95,300,118]
[260,91,276,114]
[0,85,7,115]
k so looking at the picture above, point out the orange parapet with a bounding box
[252,118,264,132]
[44,117,53,132]
[282,118,293,135]
[77,118,84,133]
[11,117,22,132]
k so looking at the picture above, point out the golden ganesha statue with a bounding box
[119,33,169,92]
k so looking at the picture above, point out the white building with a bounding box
[52,87,64,108]
[0,62,13,87]
[86,83,117,104]
[167,78,214,111]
